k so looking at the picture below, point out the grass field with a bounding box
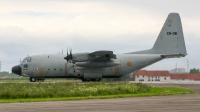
[0,82,194,103]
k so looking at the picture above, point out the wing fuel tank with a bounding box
[75,61,120,67]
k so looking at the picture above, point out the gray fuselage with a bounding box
[20,54,162,79]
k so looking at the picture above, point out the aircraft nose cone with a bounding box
[12,65,22,75]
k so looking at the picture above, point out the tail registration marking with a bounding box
[167,32,177,35]
[127,62,132,66]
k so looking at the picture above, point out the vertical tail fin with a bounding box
[152,13,187,55]
[129,13,187,56]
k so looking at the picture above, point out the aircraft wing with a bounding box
[88,50,117,60]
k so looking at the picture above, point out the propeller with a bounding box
[64,48,73,63]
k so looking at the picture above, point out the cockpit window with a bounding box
[22,57,31,62]
[27,57,31,62]
[22,58,27,62]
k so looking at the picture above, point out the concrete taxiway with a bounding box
[0,94,200,112]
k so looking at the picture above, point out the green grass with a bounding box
[0,82,194,103]
[0,83,148,98]
[0,78,81,83]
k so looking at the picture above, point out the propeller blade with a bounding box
[67,47,68,56]
[70,48,72,55]
[64,47,73,63]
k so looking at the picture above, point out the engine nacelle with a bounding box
[72,53,90,63]
[65,51,117,64]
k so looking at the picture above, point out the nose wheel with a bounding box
[29,77,37,82]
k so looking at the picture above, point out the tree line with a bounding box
[190,68,200,73]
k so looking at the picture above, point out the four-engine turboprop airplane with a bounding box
[12,13,187,82]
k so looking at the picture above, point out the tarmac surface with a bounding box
[0,83,200,112]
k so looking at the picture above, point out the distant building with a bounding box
[171,74,200,81]
[1,76,8,79]
[133,70,200,82]
[170,68,186,74]
[134,70,171,82]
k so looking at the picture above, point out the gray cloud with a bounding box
[0,0,200,72]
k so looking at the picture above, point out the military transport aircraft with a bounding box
[12,13,187,82]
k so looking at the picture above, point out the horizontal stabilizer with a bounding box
[161,53,186,58]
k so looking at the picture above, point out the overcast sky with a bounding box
[0,0,200,72]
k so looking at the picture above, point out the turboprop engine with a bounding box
[64,48,91,63]
[72,53,90,62]
[64,50,117,64]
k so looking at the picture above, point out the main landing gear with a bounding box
[81,79,101,82]
[29,77,36,82]
[29,77,45,82]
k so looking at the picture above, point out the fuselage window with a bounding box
[54,69,56,70]
[23,64,28,68]
[60,69,62,70]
